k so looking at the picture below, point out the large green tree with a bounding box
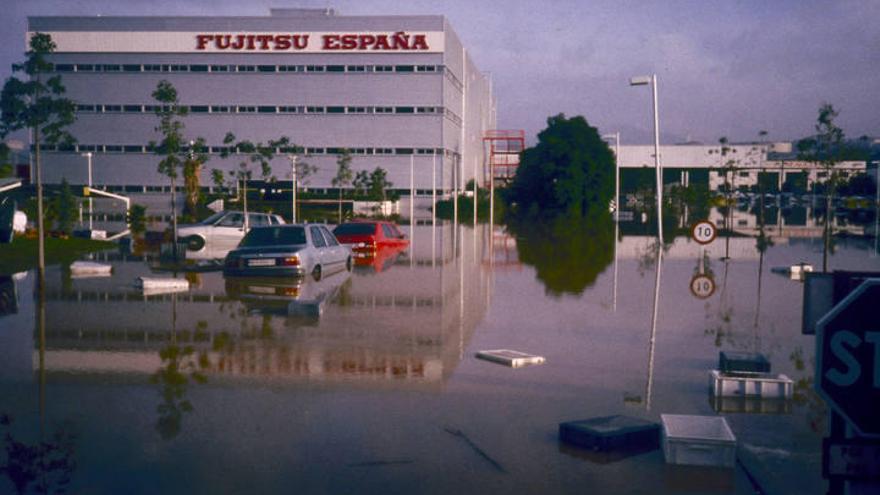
[0,33,76,281]
[510,114,614,214]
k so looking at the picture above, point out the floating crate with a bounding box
[559,415,660,453]
[709,396,792,415]
[709,369,793,399]
[136,277,190,295]
[70,261,113,277]
[475,349,545,367]
[661,414,737,468]
[718,351,770,373]
[789,263,813,281]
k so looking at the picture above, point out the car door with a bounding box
[319,226,346,266]
[213,212,245,249]
[309,225,328,270]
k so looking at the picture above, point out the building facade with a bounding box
[618,144,867,192]
[28,8,496,198]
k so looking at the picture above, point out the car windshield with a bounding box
[333,223,376,236]
[239,227,306,247]
[199,211,228,225]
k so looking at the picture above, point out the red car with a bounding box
[332,221,409,255]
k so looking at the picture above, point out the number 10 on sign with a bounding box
[692,220,717,245]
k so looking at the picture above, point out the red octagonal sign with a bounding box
[816,279,880,438]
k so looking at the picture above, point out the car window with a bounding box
[239,227,306,247]
[332,223,376,236]
[382,224,396,238]
[391,225,404,238]
[200,211,226,225]
[217,213,243,227]
[320,227,339,246]
[249,213,268,227]
[310,226,327,248]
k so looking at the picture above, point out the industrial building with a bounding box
[26,8,496,202]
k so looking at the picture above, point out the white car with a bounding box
[177,210,286,253]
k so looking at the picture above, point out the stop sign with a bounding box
[816,279,880,438]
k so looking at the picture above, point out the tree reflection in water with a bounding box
[0,414,77,494]
[508,209,614,296]
[151,319,210,441]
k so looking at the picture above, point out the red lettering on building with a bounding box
[193,32,430,51]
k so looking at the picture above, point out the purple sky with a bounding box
[3,0,879,145]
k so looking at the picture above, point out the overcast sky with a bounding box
[3,0,878,145]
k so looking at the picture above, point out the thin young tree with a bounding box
[0,33,76,283]
[182,137,209,222]
[150,80,187,257]
[797,103,846,272]
[332,149,353,223]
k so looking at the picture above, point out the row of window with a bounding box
[76,104,444,115]
[86,185,447,197]
[39,143,457,157]
[52,63,443,74]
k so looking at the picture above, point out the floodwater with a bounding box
[1,208,878,494]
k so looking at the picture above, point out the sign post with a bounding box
[689,220,716,299]
[816,279,880,493]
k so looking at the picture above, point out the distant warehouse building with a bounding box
[27,8,496,202]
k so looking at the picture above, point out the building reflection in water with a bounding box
[33,221,493,394]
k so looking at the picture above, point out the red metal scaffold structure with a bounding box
[483,130,525,184]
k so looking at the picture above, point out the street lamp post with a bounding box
[630,74,663,241]
[81,151,93,231]
[288,154,297,223]
[602,132,620,312]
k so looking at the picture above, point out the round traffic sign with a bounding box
[691,220,718,245]
[690,274,716,299]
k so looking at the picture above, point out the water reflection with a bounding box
[508,209,614,296]
[0,275,17,317]
[3,206,878,492]
[0,414,78,494]
[32,222,490,393]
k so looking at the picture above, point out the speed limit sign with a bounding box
[690,274,716,299]
[691,220,718,245]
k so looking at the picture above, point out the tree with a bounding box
[54,178,76,235]
[150,80,187,255]
[127,204,148,237]
[220,133,290,230]
[0,33,76,282]
[510,114,614,215]
[331,149,353,222]
[182,137,209,222]
[0,143,12,178]
[797,103,846,272]
[368,167,392,202]
[353,170,370,197]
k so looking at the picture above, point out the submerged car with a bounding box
[332,221,409,256]
[177,210,286,252]
[223,224,352,279]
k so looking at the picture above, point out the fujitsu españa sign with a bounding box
[26,31,445,53]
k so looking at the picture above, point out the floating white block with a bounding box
[136,277,189,295]
[70,261,112,277]
[661,414,737,468]
[476,349,545,367]
[790,263,813,280]
[709,369,793,399]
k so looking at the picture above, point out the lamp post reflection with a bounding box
[644,238,663,411]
